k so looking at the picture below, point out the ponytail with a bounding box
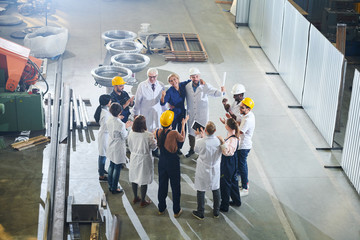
[158,126,170,148]
[94,106,102,123]
[94,94,111,123]
[226,118,240,138]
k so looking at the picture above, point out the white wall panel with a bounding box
[278,1,310,104]
[260,0,286,70]
[249,0,264,44]
[302,25,344,146]
[342,69,360,194]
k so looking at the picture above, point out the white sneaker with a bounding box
[240,188,249,197]
[239,183,249,190]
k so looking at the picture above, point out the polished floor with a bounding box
[1,0,360,239]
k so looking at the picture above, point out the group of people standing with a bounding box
[93,66,255,219]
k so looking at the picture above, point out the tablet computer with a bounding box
[191,121,205,132]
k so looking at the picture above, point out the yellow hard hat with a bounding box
[241,97,254,109]
[112,76,126,86]
[160,110,174,127]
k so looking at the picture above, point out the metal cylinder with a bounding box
[72,90,81,129]
[69,101,73,131]
[78,95,87,129]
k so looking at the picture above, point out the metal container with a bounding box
[101,30,137,44]
[91,66,132,87]
[111,53,150,73]
[106,40,143,56]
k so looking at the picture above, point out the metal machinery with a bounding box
[321,0,360,55]
[0,37,45,132]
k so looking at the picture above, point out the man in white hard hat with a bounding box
[185,67,225,158]
[222,83,246,121]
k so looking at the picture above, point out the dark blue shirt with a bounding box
[161,80,191,119]
[110,90,132,122]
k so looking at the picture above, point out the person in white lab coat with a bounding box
[133,68,165,132]
[128,115,157,207]
[94,94,112,181]
[185,67,225,158]
[133,68,165,157]
[192,121,226,220]
[107,102,133,194]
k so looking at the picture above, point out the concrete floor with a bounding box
[1,0,360,239]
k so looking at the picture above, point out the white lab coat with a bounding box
[128,131,157,185]
[133,79,166,132]
[185,82,222,136]
[98,107,111,156]
[106,116,129,164]
[194,135,225,191]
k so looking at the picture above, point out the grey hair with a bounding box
[147,68,158,76]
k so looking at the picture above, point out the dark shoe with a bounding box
[213,213,219,219]
[176,149,183,155]
[140,199,152,208]
[220,207,228,213]
[99,176,108,181]
[133,196,141,204]
[152,149,160,158]
[185,149,195,158]
[192,211,204,220]
[229,201,241,207]
[112,188,124,194]
[174,209,183,218]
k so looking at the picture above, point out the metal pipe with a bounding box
[110,214,121,240]
[72,90,81,129]
[51,144,68,239]
[43,55,63,239]
[59,83,70,142]
[45,93,52,137]
[81,96,90,125]
[69,101,73,131]
[78,95,87,129]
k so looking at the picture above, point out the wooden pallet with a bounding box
[159,33,208,62]
[11,135,50,151]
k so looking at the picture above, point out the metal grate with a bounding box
[341,69,360,194]
[159,33,208,62]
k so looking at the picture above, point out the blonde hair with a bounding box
[167,73,179,82]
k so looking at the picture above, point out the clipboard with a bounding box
[191,121,205,132]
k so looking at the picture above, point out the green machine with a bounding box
[0,69,45,132]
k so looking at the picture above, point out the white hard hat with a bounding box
[189,67,201,76]
[231,84,246,95]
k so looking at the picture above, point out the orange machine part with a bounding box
[0,37,30,92]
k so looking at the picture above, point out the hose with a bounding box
[27,57,49,96]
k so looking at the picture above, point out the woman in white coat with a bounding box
[128,115,157,207]
[94,94,111,181]
[107,103,133,194]
[192,121,226,220]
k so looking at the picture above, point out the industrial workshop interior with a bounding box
[1,0,360,239]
